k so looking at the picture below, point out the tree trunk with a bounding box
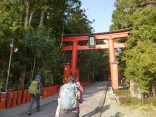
[29,8,35,26]
[0,79,2,93]
[141,92,144,106]
[92,73,95,83]
[130,80,135,97]
[31,55,36,81]
[39,10,45,27]
[1,67,4,79]
[87,74,90,82]
[0,67,4,92]
[24,0,30,27]
[19,0,30,90]
[18,69,25,90]
[152,81,156,97]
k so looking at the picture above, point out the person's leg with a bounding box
[69,112,79,117]
[59,110,67,117]
[36,94,40,112]
[60,110,79,117]
[28,95,35,114]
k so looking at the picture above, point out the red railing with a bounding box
[0,82,89,110]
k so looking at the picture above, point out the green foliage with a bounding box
[124,6,156,92]
[111,0,156,93]
[127,5,156,47]
[78,50,110,82]
[124,40,156,92]
[67,8,94,34]
[0,0,94,90]
[111,0,149,30]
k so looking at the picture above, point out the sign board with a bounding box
[88,35,96,47]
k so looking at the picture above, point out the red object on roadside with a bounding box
[0,92,7,109]
[17,90,22,105]
[6,91,13,109]
[25,90,30,103]
[22,90,27,104]
[12,91,17,107]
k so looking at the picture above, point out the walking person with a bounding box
[55,74,84,117]
[27,74,43,115]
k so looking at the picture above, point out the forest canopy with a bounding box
[0,0,109,91]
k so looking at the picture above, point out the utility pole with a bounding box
[5,39,14,92]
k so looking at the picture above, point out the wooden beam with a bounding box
[62,43,126,51]
[62,31,130,42]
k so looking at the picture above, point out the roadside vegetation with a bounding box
[114,88,156,111]
[111,0,156,103]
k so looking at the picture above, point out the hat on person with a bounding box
[35,75,41,81]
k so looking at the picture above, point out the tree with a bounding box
[111,0,156,97]
[124,40,156,92]
[0,0,94,91]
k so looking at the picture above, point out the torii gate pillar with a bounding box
[70,40,80,82]
[108,38,118,89]
[71,40,78,75]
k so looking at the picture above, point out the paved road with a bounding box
[20,100,58,117]
[0,81,108,117]
[80,82,108,117]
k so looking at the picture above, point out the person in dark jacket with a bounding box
[27,74,43,115]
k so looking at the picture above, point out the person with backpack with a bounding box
[55,74,83,117]
[27,74,43,115]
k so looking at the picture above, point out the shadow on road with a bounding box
[81,105,110,117]
[110,112,121,117]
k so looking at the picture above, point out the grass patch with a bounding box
[114,89,156,109]
[114,90,140,106]
[114,90,130,96]
[144,97,156,107]
[119,96,141,106]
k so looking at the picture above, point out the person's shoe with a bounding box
[27,112,31,115]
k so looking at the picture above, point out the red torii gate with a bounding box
[61,29,130,89]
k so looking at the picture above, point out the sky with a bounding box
[81,0,116,33]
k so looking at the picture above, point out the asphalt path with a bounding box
[20,100,58,117]
[1,81,108,117]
